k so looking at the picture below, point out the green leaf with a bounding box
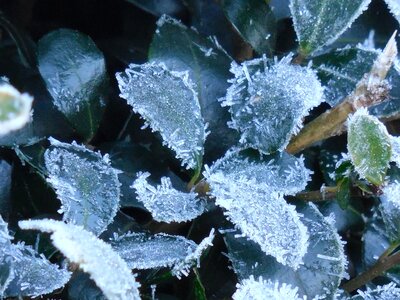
[38,29,109,141]
[44,138,121,236]
[379,183,400,242]
[221,0,277,55]
[193,268,207,300]
[289,0,371,55]
[149,15,238,162]
[224,203,347,300]
[116,62,206,170]
[336,177,351,210]
[347,109,391,186]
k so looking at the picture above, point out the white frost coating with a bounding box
[0,84,33,136]
[289,0,371,54]
[381,182,400,210]
[385,0,400,25]
[221,55,324,153]
[110,229,214,279]
[390,135,400,166]
[131,172,206,223]
[233,276,304,300]
[45,137,121,236]
[116,62,206,170]
[352,283,400,299]
[19,219,141,300]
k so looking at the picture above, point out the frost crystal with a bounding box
[379,182,400,241]
[222,56,323,154]
[0,84,33,136]
[390,135,400,166]
[44,138,121,236]
[131,172,206,223]
[351,283,400,299]
[233,276,303,300]
[110,229,214,278]
[19,219,141,300]
[205,149,310,269]
[385,0,400,25]
[116,62,206,170]
[290,0,371,54]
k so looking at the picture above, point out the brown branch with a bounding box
[286,32,398,155]
[287,186,338,202]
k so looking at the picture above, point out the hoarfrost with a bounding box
[385,0,400,25]
[116,62,206,170]
[131,172,206,223]
[221,56,323,154]
[0,216,14,297]
[379,182,400,241]
[233,276,303,300]
[390,135,400,166]
[110,229,214,278]
[289,0,371,54]
[205,149,310,269]
[351,283,400,299]
[19,219,141,300]
[44,138,121,236]
[0,84,33,136]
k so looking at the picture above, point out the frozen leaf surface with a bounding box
[205,149,311,269]
[38,29,109,140]
[379,182,400,241]
[289,0,371,55]
[225,203,347,300]
[0,216,14,297]
[0,84,33,136]
[233,276,302,300]
[19,219,141,300]
[110,229,214,278]
[351,283,400,299]
[222,56,323,153]
[347,109,391,186]
[390,135,400,167]
[385,0,400,25]
[116,62,206,170]
[131,172,206,223]
[44,138,121,235]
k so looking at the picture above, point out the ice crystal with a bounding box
[0,216,14,297]
[116,62,206,170]
[110,229,215,278]
[390,135,400,166]
[131,172,206,223]
[379,182,400,241]
[0,84,33,136]
[351,283,400,299]
[44,137,121,236]
[233,276,303,300]
[221,56,323,154]
[289,0,371,54]
[385,0,400,25]
[19,219,141,300]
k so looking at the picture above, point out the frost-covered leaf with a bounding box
[0,84,33,136]
[38,29,109,141]
[131,172,206,223]
[116,62,206,170]
[110,229,214,278]
[222,56,323,154]
[391,135,400,167]
[225,203,347,300]
[233,276,302,300]
[289,0,371,55]
[379,182,400,242]
[351,283,400,299]
[221,0,277,55]
[44,138,121,235]
[4,243,71,298]
[19,219,141,300]
[68,272,106,300]
[385,0,400,25]
[347,109,391,186]
[0,216,14,297]
[149,15,238,161]
[205,149,311,269]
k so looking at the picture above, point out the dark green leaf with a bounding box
[68,272,106,300]
[221,0,277,55]
[38,29,109,141]
[193,268,207,300]
[336,177,351,209]
[14,141,47,176]
[379,183,400,242]
[348,109,391,186]
[149,15,238,162]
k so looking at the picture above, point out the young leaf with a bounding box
[222,56,324,154]
[205,149,311,269]
[385,0,400,25]
[44,138,121,236]
[38,29,109,141]
[131,172,206,223]
[149,15,238,161]
[347,109,391,186]
[19,219,141,300]
[0,83,33,136]
[351,283,400,299]
[289,0,371,55]
[233,276,302,300]
[116,62,206,170]
[110,229,215,278]
[221,0,277,56]
[225,203,347,300]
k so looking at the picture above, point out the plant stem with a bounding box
[288,186,338,202]
[342,243,400,293]
[286,31,398,155]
